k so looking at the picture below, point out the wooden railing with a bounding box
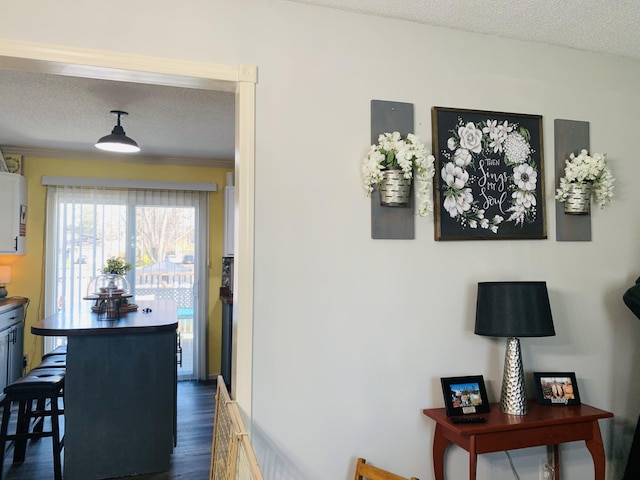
[135,272,194,288]
[211,376,264,480]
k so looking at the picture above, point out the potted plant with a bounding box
[361,131,435,216]
[555,149,615,214]
[102,257,132,276]
[97,257,132,294]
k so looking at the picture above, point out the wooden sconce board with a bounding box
[370,100,415,239]
[554,119,591,241]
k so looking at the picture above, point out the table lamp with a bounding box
[475,281,555,415]
[0,266,10,298]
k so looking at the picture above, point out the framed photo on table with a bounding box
[533,372,581,405]
[431,107,546,241]
[440,375,490,416]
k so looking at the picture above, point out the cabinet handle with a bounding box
[14,236,18,252]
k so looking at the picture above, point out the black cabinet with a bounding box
[0,300,26,400]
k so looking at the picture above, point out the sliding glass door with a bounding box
[44,185,208,380]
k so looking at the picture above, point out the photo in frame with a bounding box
[440,375,490,416]
[533,372,581,406]
[431,107,546,240]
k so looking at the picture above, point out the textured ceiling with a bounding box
[291,0,640,60]
[0,68,235,168]
[1,1,638,168]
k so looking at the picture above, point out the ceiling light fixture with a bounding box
[95,110,140,153]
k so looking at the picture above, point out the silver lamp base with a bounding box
[501,337,528,415]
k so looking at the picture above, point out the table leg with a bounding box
[469,435,477,480]
[432,424,448,480]
[585,421,606,480]
[553,444,559,480]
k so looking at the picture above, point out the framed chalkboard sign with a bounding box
[432,107,546,240]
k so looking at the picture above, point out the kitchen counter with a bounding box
[32,299,177,336]
[0,296,28,315]
[32,300,178,480]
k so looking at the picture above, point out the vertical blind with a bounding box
[44,183,210,380]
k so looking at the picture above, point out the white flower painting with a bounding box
[433,108,545,239]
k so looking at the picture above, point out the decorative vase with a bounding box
[564,181,592,215]
[378,168,411,207]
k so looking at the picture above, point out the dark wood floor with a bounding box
[0,381,216,480]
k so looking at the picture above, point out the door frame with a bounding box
[0,39,256,417]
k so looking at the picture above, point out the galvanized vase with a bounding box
[564,181,592,215]
[378,169,411,207]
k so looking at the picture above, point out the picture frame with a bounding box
[4,154,23,175]
[533,372,581,406]
[431,107,546,241]
[440,375,490,416]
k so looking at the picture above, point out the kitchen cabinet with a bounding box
[0,299,26,400]
[0,172,27,254]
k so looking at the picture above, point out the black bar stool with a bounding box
[42,345,67,359]
[33,356,66,370]
[0,368,65,480]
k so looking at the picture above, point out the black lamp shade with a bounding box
[475,281,555,337]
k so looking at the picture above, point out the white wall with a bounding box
[5,1,640,479]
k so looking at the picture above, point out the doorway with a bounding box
[0,40,256,411]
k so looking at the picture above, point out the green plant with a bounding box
[102,257,132,275]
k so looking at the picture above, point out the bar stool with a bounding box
[41,345,67,359]
[33,356,66,370]
[30,357,66,436]
[0,368,65,480]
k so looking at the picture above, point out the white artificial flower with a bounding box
[555,149,615,209]
[361,131,435,216]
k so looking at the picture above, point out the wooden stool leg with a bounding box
[50,395,63,480]
[13,399,31,463]
[0,400,12,479]
[32,398,46,433]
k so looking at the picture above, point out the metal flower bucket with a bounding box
[564,182,592,215]
[378,169,411,207]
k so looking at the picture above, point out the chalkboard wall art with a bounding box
[432,107,546,240]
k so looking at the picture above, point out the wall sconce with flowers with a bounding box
[361,131,435,216]
[555,149,615,215]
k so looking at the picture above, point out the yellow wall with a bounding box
[0,156,231,376]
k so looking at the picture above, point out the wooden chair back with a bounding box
[353,457,419,480]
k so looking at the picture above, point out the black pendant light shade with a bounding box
[95,110,140,153]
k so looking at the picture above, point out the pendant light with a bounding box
[95,110,140,153]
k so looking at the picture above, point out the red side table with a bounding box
[423,401,613,480]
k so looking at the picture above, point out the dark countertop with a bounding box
[220,287,233,305]
[32,299,178,337]
[0,296,28,315]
